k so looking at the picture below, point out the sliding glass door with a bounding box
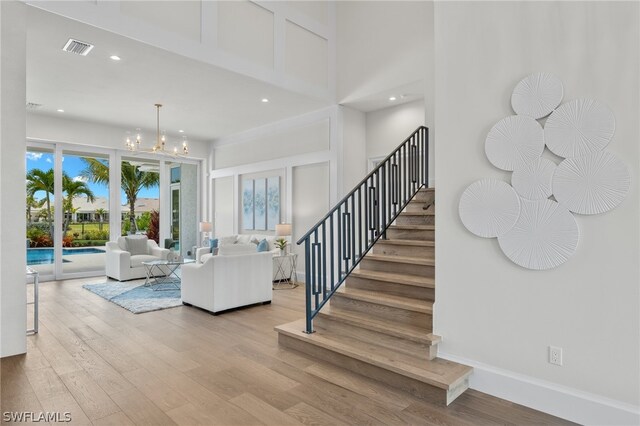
[61,150,110,276]
[26,142,201,281]
[26,147,57,281]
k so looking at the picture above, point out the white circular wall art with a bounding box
[485,115,545,171]
[553,151,631,215]
[459,179,521,238]
[498,199,579,270]
[460,72,630,270]
[511,158,557,201]
[545,99,616,158]
[511,72,564,119]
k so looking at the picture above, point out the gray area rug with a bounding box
[83,280,182,314]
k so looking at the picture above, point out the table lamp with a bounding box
[199,221,212,246]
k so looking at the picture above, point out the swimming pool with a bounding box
[27,248,105,265]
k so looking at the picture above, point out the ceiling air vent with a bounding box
[62,38,94,56]
[26,102,43,110]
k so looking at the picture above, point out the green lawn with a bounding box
[67,223,110,233]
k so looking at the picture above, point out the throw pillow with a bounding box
[219,235,238,246]
[209,238,219,253]
[125,236,148,256]
[257,239,269,252]
[250,236,261,245]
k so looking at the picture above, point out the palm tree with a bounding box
[26,168,55,237]
[81,159,159,234]
[94,208,106,230]
[62,174,95,233]
[26,194,44,225]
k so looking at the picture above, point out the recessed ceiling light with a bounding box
[110,55,121,61]
[178,130,184,133]
[389,96,397,101]
[57,109,64,113]
[261,98,269,103]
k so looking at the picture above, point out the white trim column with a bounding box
[0,0,27,357]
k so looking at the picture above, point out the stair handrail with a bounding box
[297,126,429,333]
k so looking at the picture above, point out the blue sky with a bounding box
[26,152,159,204]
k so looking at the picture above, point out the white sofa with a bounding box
[182,246,273,314]
[195,234,289,281]
[105,236,170,281]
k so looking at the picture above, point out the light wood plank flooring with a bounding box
[1,277,573,425]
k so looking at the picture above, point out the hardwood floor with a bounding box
[1,277,573,425]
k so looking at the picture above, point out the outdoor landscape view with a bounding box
[26,150,160,276]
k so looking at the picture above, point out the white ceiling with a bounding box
[26,7,332,142]
[339,80,425,113]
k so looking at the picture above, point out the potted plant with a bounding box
[275,238,288,255]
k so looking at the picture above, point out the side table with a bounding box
[273,253,298,290]
[26,266,39,335]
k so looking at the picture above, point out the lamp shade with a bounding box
[275,223,292,236]
[199,221,212,232]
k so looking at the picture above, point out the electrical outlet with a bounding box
[549,346,563,366]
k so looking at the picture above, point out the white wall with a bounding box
[341,106,366,194]
[214,176,234,238]
[0,0,28,358]
[336,1,430,104]
[366,100,425,159]
[434,1,639,421]
[26,0,336,102]
[214,118,329,169]
[292,162,330,273]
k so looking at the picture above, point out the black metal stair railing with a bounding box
[297,126,429,333]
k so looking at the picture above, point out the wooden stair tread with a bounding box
[365,253,435,266]
[375,239,435,247]
[319,305,441,345]
[350,269,435,288]
[336,287,432,314]
[276,319,471,390]
[399,211,435,216]
[389,224,435,230]
[419,188,435,192]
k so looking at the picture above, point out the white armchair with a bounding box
[182,251,273,314]
[105,236,170,281]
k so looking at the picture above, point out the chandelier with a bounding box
[125,104,189,157]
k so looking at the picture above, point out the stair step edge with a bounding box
[350,270,435,288]
[276,320,471,390]
[335,287,433,313]
[364,254,435,266]
[389,225,435,230]
[376,239,435,247]
[319,306,441,345]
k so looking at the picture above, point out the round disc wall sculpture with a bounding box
[460,72,631,270]
[511,72,564,119]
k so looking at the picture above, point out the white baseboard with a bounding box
[439,352,640,425]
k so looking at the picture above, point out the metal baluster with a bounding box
[329,214,334,291]
[304,238,313,333]
[337,205,342,281]
[313,241,321,306]
[381,162,387,238]
[424,128,429,187]
[321,222,327,298]
[358,187,363,260]
[364,181,369,245]
[350,195,356,262]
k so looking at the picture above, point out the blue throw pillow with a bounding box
[209,238,219,253]
[257,239,269,252]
